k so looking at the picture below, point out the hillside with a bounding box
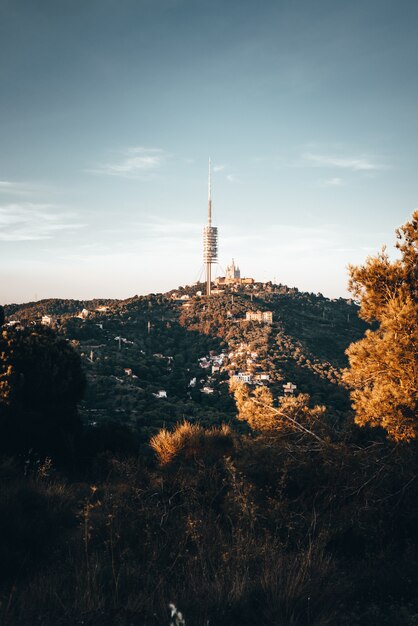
[4,282,367,434]
[3,276,418,626]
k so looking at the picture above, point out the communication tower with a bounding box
[203,159,218,296]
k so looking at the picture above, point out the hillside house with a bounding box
[6,319,22,327]
[255,373,270,381]
[232,372,253,384]
[115,337,134,345]
[77,309,90,320]
[283,382,297,395]
[153,390,167,399]
[245,310,273,324]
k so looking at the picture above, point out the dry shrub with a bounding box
[150,420,234,466]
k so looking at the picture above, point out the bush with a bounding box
[150,420,234,466]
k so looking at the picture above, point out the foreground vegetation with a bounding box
[2,420,418,626]
[0,212,417,625]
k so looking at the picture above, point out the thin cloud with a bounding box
[319,177,344,187]
[0,180,60,198]
[0,203,85,241]
[61,221,202,263]
[0,180,36,196]
[87,147,166,178]
[213,164,225,172]
[303,152,388,171]
[0,181,21,192]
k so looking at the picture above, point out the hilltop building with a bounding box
[226,259,240,281]
[216,258,255,286]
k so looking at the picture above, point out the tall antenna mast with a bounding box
[203,158,218,296]
[208,157,212,225]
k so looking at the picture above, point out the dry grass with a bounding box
[150,420,234,466]
[2,427,418,625]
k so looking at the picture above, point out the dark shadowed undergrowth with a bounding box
[2,422,418,625]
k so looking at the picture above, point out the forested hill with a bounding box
[178,284,367,412]
[3,282,367,430]
[4,297,116,320]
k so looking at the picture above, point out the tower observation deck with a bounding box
[203,159,218,296]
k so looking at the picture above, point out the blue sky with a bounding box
[1,0,417,303]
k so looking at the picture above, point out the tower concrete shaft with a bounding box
[203,158,218,295]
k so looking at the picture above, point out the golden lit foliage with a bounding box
[150,420,234,466]
[231,379,275,431]
[231,380,326,438]
[344,211,418,441]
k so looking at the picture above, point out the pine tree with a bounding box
[344,211,418,441]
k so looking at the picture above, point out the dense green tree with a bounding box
[344,211,418,441]
[0,325,85,460]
